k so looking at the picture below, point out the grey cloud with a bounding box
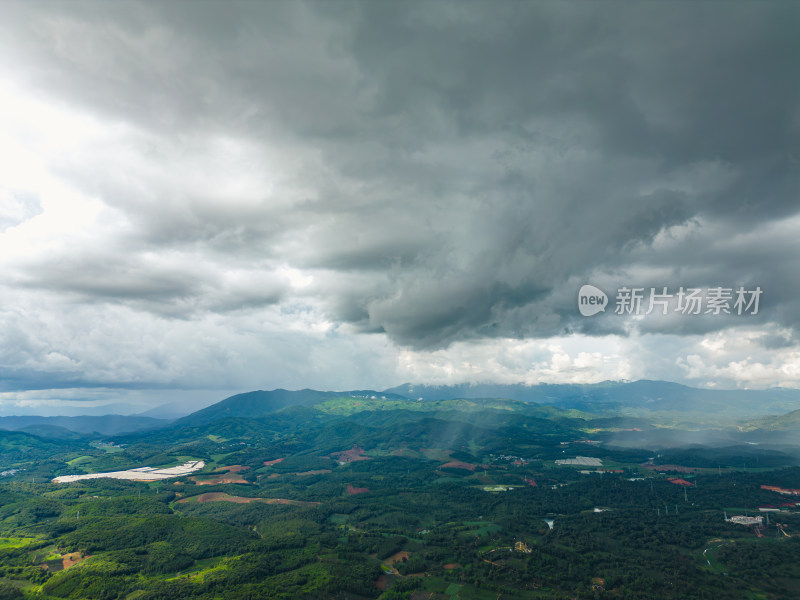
[759,332,795,350]
[1,0,798,353]
[16,249,285,319]
[25,260,199,302]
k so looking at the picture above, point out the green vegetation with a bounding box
[1,391,799,598]
[64,456,94,468]
[0,538,38,550]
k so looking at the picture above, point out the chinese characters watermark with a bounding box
[579,285,762,317]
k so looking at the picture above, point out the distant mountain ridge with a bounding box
[384,380,800,418]
[16,381,800,442]
[0,415,169,437]
[92,382,800,453]
[167,381,800,435]
[170,388,411,429]
[0,402,143,418]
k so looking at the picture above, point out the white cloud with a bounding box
[676,326,800,389]
[395,336,632,386]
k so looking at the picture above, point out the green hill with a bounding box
[171,389,411,429]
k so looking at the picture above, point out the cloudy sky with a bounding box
[1,1,799,413]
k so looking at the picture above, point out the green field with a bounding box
[0,537,38,550]
[66,455,95,467]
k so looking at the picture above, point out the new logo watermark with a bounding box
[578,285,762,317]
[578,284,608,316]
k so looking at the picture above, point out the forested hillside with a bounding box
[1,392,799,599]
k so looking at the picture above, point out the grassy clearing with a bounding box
[458,585,508,600]
[210,452,234,463]
[315,396,416,415]
[469,524,501,538]
[66,455,95,467]
[444,582,463,598]
[0,537,38,550]
[328,514,348,524]
[422,576,452,594]
[173,494,199,504]
[165,556,229,581]
[29,545,61,562]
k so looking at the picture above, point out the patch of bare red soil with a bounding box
[193,492,250,503]
[62,552,88,569]
[375,574,387,590]
[192,475,249,485]
[332,445,372,463]
[440,461,476,471]
[215,464,249,473]
[183,493,318,506]
[668,478,695,486]
[642,463,696,473]
[386,551,410,565]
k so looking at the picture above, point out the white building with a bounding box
[726,515,763,526]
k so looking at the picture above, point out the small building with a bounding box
[555,456,603,467]
[514,541,532,553]
[726,515,763,526]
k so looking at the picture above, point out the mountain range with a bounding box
[3,381,800,450]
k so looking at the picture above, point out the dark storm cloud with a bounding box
[22,255,199,301]
[1,0,798,351]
